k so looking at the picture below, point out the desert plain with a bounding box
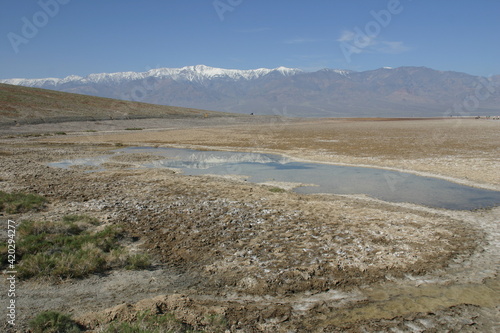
[1,115,499,332]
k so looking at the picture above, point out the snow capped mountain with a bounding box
[2,65,497,117]
[3,77,62,87]
[0,65,304,87]
[146,65,302,82]
[319,68,353,77]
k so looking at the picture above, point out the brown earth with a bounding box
[0,117,499,332]
[0,83,237,127]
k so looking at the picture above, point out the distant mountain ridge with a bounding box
[2,65,302,87]
[2,65,499,117]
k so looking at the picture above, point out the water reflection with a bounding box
[49,147,500,211]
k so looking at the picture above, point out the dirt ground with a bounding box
[0,117,499,332]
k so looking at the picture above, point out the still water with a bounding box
[50,147,500,210]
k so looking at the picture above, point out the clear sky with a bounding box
[1,0,499,79]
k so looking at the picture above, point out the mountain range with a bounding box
[2,65,499,117]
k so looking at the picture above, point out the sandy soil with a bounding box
[0,117,499,332]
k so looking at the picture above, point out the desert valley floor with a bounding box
[1,116,499,332]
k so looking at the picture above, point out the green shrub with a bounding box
[0,191,46,214]
[18,220,119,254]
[268,187,285,193]
[18,247,107,279]
[126,253,152,270]
[17,221,120,279]
[101,311,227,333]
[29,311,81,333]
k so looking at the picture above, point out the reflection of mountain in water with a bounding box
[149,152,290,170]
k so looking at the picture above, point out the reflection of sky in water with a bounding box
[49,147,500,211]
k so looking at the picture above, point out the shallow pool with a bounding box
[50,147,500,210]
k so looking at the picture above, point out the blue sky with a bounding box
[1,0,499,79]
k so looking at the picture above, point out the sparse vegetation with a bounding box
[202,314,227,332]
[125,127,144,131]
[126,253,152,270]
[101,310,227,333]
[268,187,285,193]
[29,311,81,333]
[0,191,46,214]
[16,217,119,279]
[0,215,151,280]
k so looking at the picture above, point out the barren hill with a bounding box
[0,83,234,127]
